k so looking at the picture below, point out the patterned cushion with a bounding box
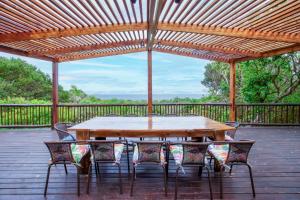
[114,143,125,163]
[208,144,229,164]
[132,144,165,165]
[225,135,234,141]
[169,144,183,165]
[71,144,90,163]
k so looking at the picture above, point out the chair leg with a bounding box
[204,166,213,200]
[198,166,203,177]
[209,156,213,169]
[64,162,68,174]
[247,164,256,197]
[162,166,168,197]
[229,165,233,174]
[44,164,52,196]
[77,170,80,196]
[219,166,223,199]
[117,163,123,194]
[94,161,98,176]
[174,167,180,200]
[126,143,130,177]
[130,165,136,196]
[86,164,92,194]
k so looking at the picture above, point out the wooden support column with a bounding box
[229,62,236,121]
[148,50,153,115]
[52,62,59,128]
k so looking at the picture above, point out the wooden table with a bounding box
[68,116,235,141]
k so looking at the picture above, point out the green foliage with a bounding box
[202,52,300,103]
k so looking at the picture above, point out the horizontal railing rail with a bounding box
[0,103,299,128]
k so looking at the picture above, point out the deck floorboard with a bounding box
[0,127,299,199]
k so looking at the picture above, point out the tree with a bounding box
[0,57,70,102]
[240,53,300,103]
[201,52,300,103]
[68,85,87,103]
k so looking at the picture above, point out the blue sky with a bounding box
[0,51,210,96]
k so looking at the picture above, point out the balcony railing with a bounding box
[0,103,299,128]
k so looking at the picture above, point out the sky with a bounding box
[0,51,210,97]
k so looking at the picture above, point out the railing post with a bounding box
[51,61,59,128]
[229,62,236,121]
[148,49,153,115]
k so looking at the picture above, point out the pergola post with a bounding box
[148,50,153,115]
[229,62,236,121]
[51,62,59,128]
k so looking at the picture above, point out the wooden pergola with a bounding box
[0,0,299,125]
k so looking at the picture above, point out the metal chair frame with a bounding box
[88,140,130,194]
[54,122,76,141]
[210,140,255,199]
[130,141,169,197]
[170,142,213,200]
[44,141,91,196]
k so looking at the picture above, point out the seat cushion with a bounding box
[169,144,183,165]
[62,135,76,141]
[208,144,229,164]
[71,144,90,163]
[225,134,234,141]
[132,145,165,165]
[114,143,125,163]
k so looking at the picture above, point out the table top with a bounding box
[68,116,235,134]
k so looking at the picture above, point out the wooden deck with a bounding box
[0,127,300,200]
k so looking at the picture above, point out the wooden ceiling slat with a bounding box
[58,47,146,62]
[105,0,120,25]
[68,0,97,26]
[19,0,66,30]
[154,47,230,63]
[0,22,147,43]
[196,0,226,25]
[79,0,103,25]
[130,1,138,24]
[157,40,261,57]
[158,23,299,43]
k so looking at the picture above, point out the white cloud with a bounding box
[66,60,121,68]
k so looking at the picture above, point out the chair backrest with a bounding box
[177,142,210,166]
[54,123,75,141]
[225,121,240,139]
[135,141,166,164]
[226,140,255,164]
[44,141,74,164]
[89,140,121,162]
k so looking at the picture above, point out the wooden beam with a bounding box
[0,23,148,43]
[147,0,164,50]
[148,50,153,115]
[234,44,300,63]
[158,23,300,43]
[229,62,236,122]
[52,62,59,128]
[30,40,141,56]
[58,48,146,62]
[0,45,54,61]
[153,48,230,63]
[157,40,261,58]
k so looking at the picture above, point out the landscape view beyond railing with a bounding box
[0,103,299,128]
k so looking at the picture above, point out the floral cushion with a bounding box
[169,144,183,165]
[225,135,234,141]
[208,144,229,164]
[132,144,165,165]
[114,143,125,163]
[71,144,90,163]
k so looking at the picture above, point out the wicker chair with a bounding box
[54,122,76,141]
[224,121,240,141]
[88,140,130,194]
[44,141,91,196]
[169,142,213,200]
[208,140,255,199]
[130,141,169,197]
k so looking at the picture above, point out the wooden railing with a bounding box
[0,103,299,128]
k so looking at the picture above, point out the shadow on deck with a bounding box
[0,127,300,200]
